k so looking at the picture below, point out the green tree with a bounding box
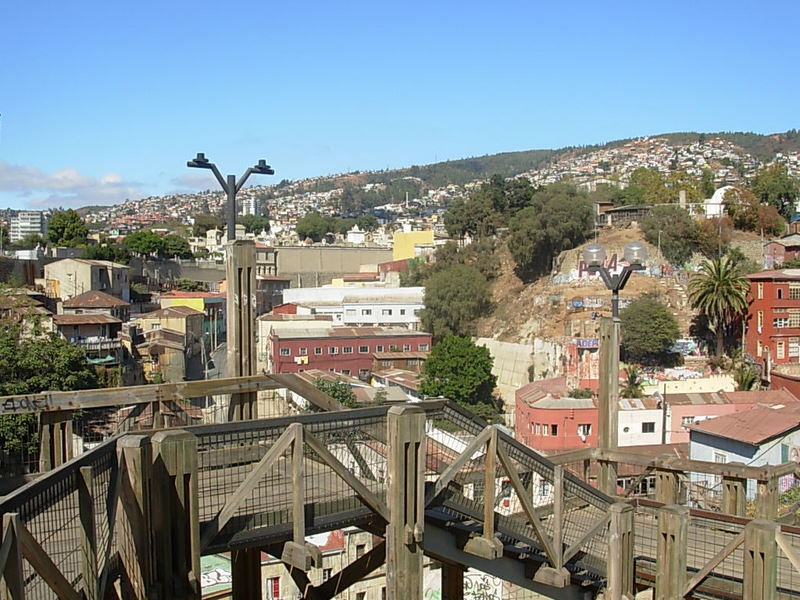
[700,168,716,198]
[12,233,46,250]
[160,234,192,258]
[724,186,786,236]
[173,278,205,292]
[420,264,492,341]
[507,183,594,279]
[124,230,164,256]
[751,163,800,219]
[84,243,131,264]
[315,378,357,408]
[192,214,224,237]
[621,296,680,365]
[296,212,330,242]
[238,214,271,234]
[0,323,99,473]
[620,365,645,398]
[628,167,672,204]
[733,362,759,391]
[688,255,749,356]
[47,209,88,246]
[641,205,698,265]
[420,335,498,419]
[355,214,380,232]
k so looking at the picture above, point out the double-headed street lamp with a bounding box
[582,241,647,494]
[583,241,648,317]
[187,153,274,240]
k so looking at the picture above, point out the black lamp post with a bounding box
[582,241,648,317]
[187,153,274,241]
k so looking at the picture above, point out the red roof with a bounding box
[689,404,800,445]
[53,313,122,326]
[746,269,800,281]
[722,389,800,405]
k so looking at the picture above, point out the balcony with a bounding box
[74,337,123,365]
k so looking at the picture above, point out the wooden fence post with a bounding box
[756,476,779,521]
[78,466,99,600]
[743,520,778,600]
[116,435,155,600]
[722,474,747,516]
[655,468,680,505]
[386,405,426,600]
[151,430,201,600]
[607,503,634,600]
[655,505,688,600]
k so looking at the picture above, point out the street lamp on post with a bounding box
[583,241,647,495]
[187,153,274,240]
[583,242,648,317]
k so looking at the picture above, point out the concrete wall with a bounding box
[618,408,663,446]
[475,338,536,427]
[278,247,393,278]
[642,374,735,396]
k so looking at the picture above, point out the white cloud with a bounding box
[170,172,219,192]
[0,161,144,208]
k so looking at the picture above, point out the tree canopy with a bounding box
[420,264,493,342]
[420,335,498,420]
[751,163,799,219]
[507,183,594,280]
[47,209,88,247]
[124,230,164,256]
[315,378,357,408]
[621,296,680,365]
[724,186,785,236]
[295,212,330,242]
[238,214,270,234]
[161,234,192,258]
[192,214,224,237]
[641,205,699,265]
[83,243,132,264]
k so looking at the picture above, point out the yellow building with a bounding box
[392,230,434,261]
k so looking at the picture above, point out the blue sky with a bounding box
[1,1,798,209]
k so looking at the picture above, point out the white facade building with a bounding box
[10,211,47,243]
[617,397,664,447]
[282,287,424,329]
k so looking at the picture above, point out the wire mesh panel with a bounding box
[0,438,118,600]
[778,527,800,599]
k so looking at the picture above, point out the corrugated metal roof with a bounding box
[64,291,129,307]
[53,313,122,325]
[690,404,800,445]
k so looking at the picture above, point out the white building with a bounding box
[618,397,664,447]
[10,211,47,243]
[704,185,735,219]
[241,196,260,216]
[282,287,424,329]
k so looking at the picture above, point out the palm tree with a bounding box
[688,255,750,356]
[621,365,644,398]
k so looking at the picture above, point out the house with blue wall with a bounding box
[689,404,800,499]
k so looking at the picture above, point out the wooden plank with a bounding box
[562,515,609,564]
[1,514,25,600]
[596,448,775,480]
[682,530,745,597]
[200,425,298,550]
[16,518,83,600]
[496,443,558,567]
[425,426,492,506]
[78,466,99,600]
[552,465,564,569]
[546,448,596,465]
[267,373,344,412]
[292,426,305,544]
[304,431,389,521]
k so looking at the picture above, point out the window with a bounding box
[356,544,366,559]
[382,360,392,367]
[791,283,800,300]
[382,309,392,316]
[642,422,655,433]
[774,317,790,328]
[681,416,696,428]
[778,288,784,299]
[778,341,786,359]
[329,347,339,355]
[403,344,411,351]
[757,339,763,357]
[359,345,369,353]
[578,424,592,437]
[407,359,420,366]
[539,480,551,497]
[315,347,323,355]
[346,309,356,315]
[299,347,307,355]
[400,309,406,315]
[758,311,764,329]
[323,568,332,581]
[280,348,290,356]
[542,425,549,436]
[376,345,384,352]
[551,424,558,436]
[343,346,353,354]
[342,369,351,375]
[356,593,366,600]
[359,369,369,378]
[791,314,800,328]
[758,282,764,299]
[151,323,160,330]
[382,588,386,600]
[419,344,428,351]
[361,309,372,316]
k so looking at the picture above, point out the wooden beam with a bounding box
[562,515,610,565]
[16,517,83,600]
[682,530,744,597]
[0,513,25,600]
[496,443,558,567]
[775,530,800,574]
[200,425,297,550]
[78,466,99,600]
[314,540,386,599]
[425,426,492,506]
[305,431,389,521]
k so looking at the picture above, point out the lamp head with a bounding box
[252,159,275,175]
[187,153,213,168]
[583,243,606,268]
[624,241,648,268]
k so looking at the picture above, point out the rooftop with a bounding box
[63,290,130,308]
[371,368,421,391]
[137,305,205,319]
[689,404,800,445]
[747,269,800,281]
[160,291,224,299]
[53,313,122,326]
[373,351,429,360]
[272,326,430,340]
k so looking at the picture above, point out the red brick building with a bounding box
[745,270,800,369]
[269,326,432,379]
